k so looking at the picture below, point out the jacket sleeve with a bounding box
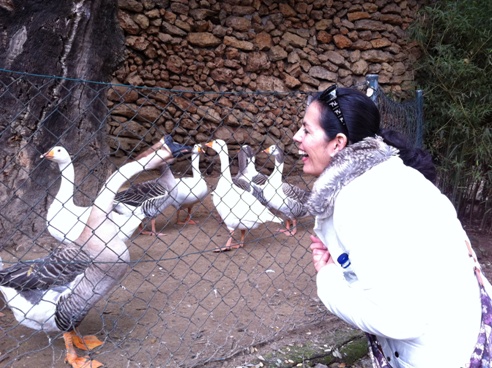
[316,263,427,339]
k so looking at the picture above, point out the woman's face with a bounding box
[293,102,342,176]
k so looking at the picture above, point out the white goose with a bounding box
[262,144,311,236]
[42,147,91,243]
[174,144,209,225]
[232,145,268,205]
[113,136,193,236]
[234,145,268,186]
[205,139,283,252]
[0,141,181,368]
[42,147,142,243]
[113,162,177,236]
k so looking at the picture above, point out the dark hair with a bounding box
[309,87,436,182]
[380,128,437,183]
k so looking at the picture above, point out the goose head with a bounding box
[193,144,205,155]
[136,135,192,160]
[263,144,284,163]
[40,146,72,166]
[241,145,255,159]
[238,145,256,169]
[205,139,228,155]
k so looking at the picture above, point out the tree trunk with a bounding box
[0,0,124,249]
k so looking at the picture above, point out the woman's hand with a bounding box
[310,235,334,272]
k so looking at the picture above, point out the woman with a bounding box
[293,86,489,367]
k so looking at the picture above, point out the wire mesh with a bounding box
[373,88,423,148]
[0,69,423,367]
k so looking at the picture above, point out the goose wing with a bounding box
[114,180,167,207]
[281,183,311,218]
[224,183,279,225]
[252,172,268,186]
[0,247,91,291]
[282,183,311,203]
[54,260,128,332]
[233,177,267,206]
[175,175,208,206]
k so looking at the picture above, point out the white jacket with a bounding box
[307,138,484,368]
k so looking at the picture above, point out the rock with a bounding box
[223,36,254,51]
[269,45,288,61]
[317,31,332,44]
[189,9,218,21]
[333,34,353,49]
[309,66,337,81]
[347,11,371,22]
[315,19,333,30]
[256,75,287,92]
[279,3,296,17]
[283,32,308,48]
[255,32,272,51]
[210,68,234,83]
[187,32,221,47]
[284,74,301,88]
[371,38,392,48]
[118,10,140,35]
[225,16,251,32]
[126,36,149,51]
[166,55,185,74]
[354,19,388,31]
[324,51,346,66]
[133,14,149,29]
[351,59,368,75]
[161,21,187,37]
[245,52,271,72]
[361,50,392,63]
[119,0,143,13]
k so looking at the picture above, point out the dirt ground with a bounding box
[0,170,491,368]
[0,173,332,368]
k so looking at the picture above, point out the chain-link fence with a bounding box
[0,69,423,367]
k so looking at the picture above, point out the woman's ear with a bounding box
[334,133,348,151]
[328,133,348,157]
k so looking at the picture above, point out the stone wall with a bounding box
[108,0,425,172]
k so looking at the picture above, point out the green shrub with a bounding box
[410,0,492,231]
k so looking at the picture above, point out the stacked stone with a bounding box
[108,0,423,172]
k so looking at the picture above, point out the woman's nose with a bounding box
[293,129,302,142]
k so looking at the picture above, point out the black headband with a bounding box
[319,85,349,140]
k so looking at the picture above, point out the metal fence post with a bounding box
[365,74,379,105]
[415,89,424,148]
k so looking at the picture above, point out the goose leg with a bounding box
[214,230,245,252]
[176,207,198,225]
[175,209,183,224]
[64,331,103,368]
[72,332,104,351]
[277,219,297,236]
[289,219,298,236]
[238,229,246,247]
[140,219,167,236]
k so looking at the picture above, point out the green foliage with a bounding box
[410,0,492,231]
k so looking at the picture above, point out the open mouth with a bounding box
[298,150,308,158]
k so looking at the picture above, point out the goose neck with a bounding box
[57,161,76,204]
[216,148,232,180]
[271,159,284,180]
[89,160,144,228]
[191,153,201,178]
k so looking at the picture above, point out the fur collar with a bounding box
[306,136,399,219]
